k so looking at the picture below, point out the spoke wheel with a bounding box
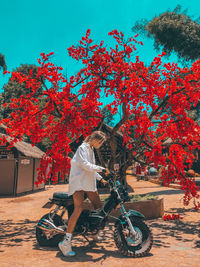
[114,217,153,257]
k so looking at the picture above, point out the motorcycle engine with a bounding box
[74,210,107,234]
[87,210,106,231]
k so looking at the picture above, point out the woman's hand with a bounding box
[105,168,110,176]
[101,178,107,186]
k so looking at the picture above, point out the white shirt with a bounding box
[68,142,105,195]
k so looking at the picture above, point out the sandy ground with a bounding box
[0,174,200,267]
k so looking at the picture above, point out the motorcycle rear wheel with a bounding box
[36,213,65,247]
[114,217,153,257]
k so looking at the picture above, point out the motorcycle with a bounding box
[36,171,153,257]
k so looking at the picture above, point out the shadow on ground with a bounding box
[0,219,36,248]
[149,213,200,249]
[55,245,152,263]
[33,223,153,263]
[1,209,199,263]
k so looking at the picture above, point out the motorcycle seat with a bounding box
[53,192,72,200]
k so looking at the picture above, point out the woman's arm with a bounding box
[95,172,103,181]
[75,146,105,173]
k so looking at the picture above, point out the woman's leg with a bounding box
[66,190,84,233]
[59,191,85,256]
[86,191,103,241]
[86,191,102,210]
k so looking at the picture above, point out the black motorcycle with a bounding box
[36,171,153,257]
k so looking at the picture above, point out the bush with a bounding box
[98,194,157,202]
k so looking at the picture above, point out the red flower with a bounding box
[1,29,200,211]
[163,214,182,221]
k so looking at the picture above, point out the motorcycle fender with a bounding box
[126,209,145,219]
[115,209,145,226]
[42,201,54,208]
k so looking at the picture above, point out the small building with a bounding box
[0,125,45,196]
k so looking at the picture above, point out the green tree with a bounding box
[132,5,200,62]
[132,5,200,121]
[2,64,41,102]
[1,64,43,118]
[0,53,6,72]
[1,64,50,151]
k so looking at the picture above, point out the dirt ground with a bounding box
[0,174,200,267]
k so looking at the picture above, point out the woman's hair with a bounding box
[84,131,107,143]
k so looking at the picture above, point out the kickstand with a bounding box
[81,234,90,243]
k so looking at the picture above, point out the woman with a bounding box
[59,131,109,256]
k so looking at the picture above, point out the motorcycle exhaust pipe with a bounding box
[37,219,66,234]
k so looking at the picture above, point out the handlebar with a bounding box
[100,169,116,181]
[100,169,130,202]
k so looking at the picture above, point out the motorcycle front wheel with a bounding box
[114,217,153,257]
[36,213,66,247]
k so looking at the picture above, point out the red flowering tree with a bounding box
[1,30,200,208]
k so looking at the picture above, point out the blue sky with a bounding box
[1,0,200,96]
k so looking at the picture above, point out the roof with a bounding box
[0,133,45,159]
